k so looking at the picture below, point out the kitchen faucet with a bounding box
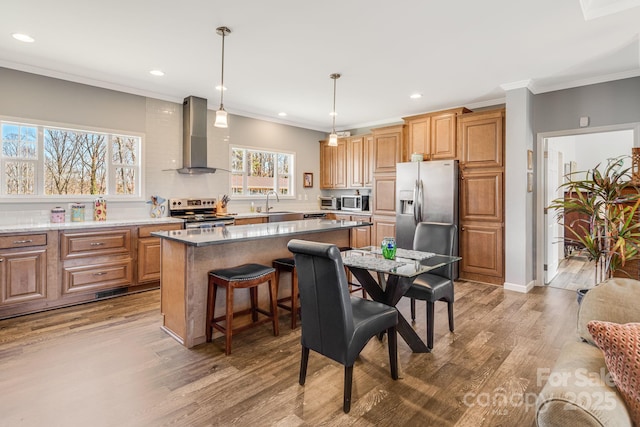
[266,190,279,212]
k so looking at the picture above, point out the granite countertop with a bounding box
[0,217,184,234]
[152,218,372,247]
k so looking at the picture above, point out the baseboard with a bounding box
[503,280,535,293]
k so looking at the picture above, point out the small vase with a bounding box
[381,237,397,260]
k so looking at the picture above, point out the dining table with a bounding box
[341,246,461,353]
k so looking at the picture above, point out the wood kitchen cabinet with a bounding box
[403,107,470,162]
[0,234,48,306]
[331,213,372,248]
[372,215,396,247]
[457,109,504,168]
[457,108,505,285]
[234,217,267,225]
[320,138,347,189]
[137,223,183,284]
[60,228,134,295]
[347,134,374,188]
[372,125,405,174]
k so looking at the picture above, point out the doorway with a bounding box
[538,126,637,290]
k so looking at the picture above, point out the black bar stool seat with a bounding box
[206,263,278,355]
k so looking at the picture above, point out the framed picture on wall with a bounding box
[303,172,313,188]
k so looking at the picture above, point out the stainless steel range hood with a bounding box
[178,96,220,174]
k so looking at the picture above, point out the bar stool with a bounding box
[272,247,366,329]
[273,257,300,329]
[206,263,279,355]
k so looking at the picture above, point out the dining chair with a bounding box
[287,239,398,413]
[403,222,457,350]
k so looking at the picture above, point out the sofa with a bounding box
[536,278,640,426]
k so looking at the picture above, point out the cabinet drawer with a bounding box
[61,229,131,260]
[138,223,183,238]
[0,234,47,249]
[62,258,133,294]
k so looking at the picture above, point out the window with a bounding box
[1,119,141,198]
[231,146,294,197]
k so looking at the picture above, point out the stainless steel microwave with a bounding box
[319,196,340,210]
[341,195,369,212]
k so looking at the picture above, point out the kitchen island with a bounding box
[152,219,371,348]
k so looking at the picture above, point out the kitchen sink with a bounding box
[267,212,304,222]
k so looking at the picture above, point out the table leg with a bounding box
[348,268,430,353]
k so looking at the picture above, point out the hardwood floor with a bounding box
[547,253,596,290]
[0,281,579,426]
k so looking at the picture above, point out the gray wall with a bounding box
[0,68,146,132]
[0,68,325,221]
[533,76,640,133]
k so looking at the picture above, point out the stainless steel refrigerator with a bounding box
[396,160,459,250]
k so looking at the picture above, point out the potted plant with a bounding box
[548,156,640,299]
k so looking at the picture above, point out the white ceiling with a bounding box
[2,0,640,132]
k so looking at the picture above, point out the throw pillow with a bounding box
[587,320,640,426]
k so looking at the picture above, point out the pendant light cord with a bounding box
[219,29,226,109]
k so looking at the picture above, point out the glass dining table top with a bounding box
[341,246,461,278]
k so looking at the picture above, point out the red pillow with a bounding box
[587,320,640,425]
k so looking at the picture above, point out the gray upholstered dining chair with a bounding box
[403,222,457,350]
[287,239,398,413]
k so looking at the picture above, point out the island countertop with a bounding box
[151,218,371,247]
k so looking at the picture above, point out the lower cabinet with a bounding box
[234,217,267,225]
[137,223,183,284]
[0,246,47,305]
[332,214,372,249]
[0,221,183,319]
[372,215,396,247]
[459,223,504,284]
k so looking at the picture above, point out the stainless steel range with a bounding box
[169,198,235,228]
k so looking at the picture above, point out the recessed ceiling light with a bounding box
[215,85,227,91]
[149,70,165,76]
[410,93,423,99]
[278,112,287,117]
[12,33,34,43]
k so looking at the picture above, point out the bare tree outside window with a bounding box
[230,146,294,197]
[1,120,141,197]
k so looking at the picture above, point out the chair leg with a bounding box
[225,286,234,355]
[268,277,279,336]
[299,346,309,385]
[447,301,454,332]
[291,268,299,329]
[426,301,435,350]
[387,326,398,380]
[250,287,259,322]
[343,365,353,413]
[410,298,416,321]
[206,278,215,342]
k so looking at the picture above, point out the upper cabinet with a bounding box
[321,134,374,190]
[319,139,347,189]
[457,109,505,168]
[347,134,374,188]
[403,107,470,162]
[372,124,405,174]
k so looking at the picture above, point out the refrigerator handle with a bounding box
[418,180,424,222]
[413,180,420,223]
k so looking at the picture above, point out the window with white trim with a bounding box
[1,120,141,197]
[231,146,294,197]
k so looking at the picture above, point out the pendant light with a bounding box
[328,73,341,146]
[214,26,231,128]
